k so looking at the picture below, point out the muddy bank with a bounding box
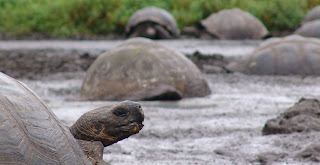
[0,49,100,79]
[0,40,259,79]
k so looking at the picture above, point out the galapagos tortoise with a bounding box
[226,35,320,75]
[125,6,180,39]
[303,6,320,23]
[295,20,320,38]
[80,37,210,101]
[200,8,268,39]
[0,72,144,165]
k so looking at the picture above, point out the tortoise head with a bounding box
[69,100,144,147]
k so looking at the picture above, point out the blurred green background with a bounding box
[0,0,319,38]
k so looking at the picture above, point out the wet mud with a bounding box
[19,72,320,165]
[3,39,320,165]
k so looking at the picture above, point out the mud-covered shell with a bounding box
[0,72,91,165]
[295,20,320,38]
[303,6,320,23]
[227,35,320,75]
[201,8,268,39]
[80,38,210,101]
[125,6,180,37]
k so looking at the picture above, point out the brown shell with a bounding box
[125,6,180,37]
[201,8,268,39]
[303,6,320,23]
[227,35,320,75]
[295,20,320,38]
[80,38,210,100]
[0,72,91,165]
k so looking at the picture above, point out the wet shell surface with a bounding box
[80,38,210,101]
[201,8,268,39]
[226,35,320,75]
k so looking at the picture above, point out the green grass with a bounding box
[0,0,319,38]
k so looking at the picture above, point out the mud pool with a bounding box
[12,40,320,165]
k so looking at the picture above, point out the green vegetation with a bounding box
[0,0,319,38]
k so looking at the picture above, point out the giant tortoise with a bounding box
[226,35,320,75]
[0,72,144,165]
[125,6,180,39]
[303,6,320,23]
[80,37,210,101]
[295,20,320,38]
[200,8,268,39]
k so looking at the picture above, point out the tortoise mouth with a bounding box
[117,122,144,134]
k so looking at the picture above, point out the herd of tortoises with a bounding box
[1,5,320,165]
[125,6,320,75]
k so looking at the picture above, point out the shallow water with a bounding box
[20,72,320,165]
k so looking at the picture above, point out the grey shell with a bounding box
[201,8,268,39]
[295,20,320,38]
[226,35,320,75]
[80,38,210,101]
[303,6,320,23]
[125,6,180,37]
[0,72,91,165]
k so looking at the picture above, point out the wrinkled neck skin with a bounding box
[69,101,144,147]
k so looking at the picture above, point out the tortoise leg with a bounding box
[154,25,173,39]
[77,140,110,165]
[129,23,156,39]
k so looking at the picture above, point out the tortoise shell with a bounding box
[303,6,320,23]
[226,35,320,75]
[0,72,91,164]
[295,20,320,38]
[125,6,180,38]
[80,38,210,101]
[201,8,268,39]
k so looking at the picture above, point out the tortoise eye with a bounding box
[113,108,128,118]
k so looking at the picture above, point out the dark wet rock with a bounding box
[186,51,230,73]
[80,38,210,101]
[200,8,268,39]
[303,6,320,23]
[262,98,320,135]
[226,35,320,75]
[296,143,320,162]
[126,6,180,39]
[295,20,320,38]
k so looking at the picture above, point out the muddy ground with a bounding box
[2,39,320,165]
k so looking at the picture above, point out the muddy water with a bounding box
[16,40,320,165]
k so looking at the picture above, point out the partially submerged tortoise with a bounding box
[226,35,320,75]
[80,37,210,101]
[125,6,180,39]
[200,8,268,39]
[295,20,320,38]
[302,6,320,23]
[0,72,144,164]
